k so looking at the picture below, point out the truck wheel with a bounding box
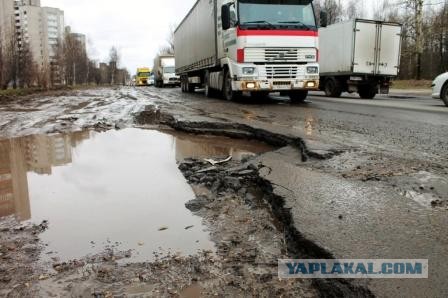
[442,84,448,107]
[289,90,308,103]
[358,86,377,99]
[223,71,240,101]
[204,72,215,98]
[187,81,195,93]
[324,78,342,98]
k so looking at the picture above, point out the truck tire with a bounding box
[324,78,342,98]
[358,86,377,99]
[223,70,240,101]
[181,80,187,93]
[289,90,308,103]
[442,84,448,107]
[204,71,215,98]
[187,81,195,93]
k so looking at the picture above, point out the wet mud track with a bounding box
[1,86,447,297]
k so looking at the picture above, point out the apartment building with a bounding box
[1,0,64,83]
[17,5,44,66]
[0,0,15,44]
[65,26,86,51]
[41,7,64,59]
[41,7,65,84]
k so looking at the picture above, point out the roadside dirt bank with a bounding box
[0,109,373,297]
[1,90,445,297]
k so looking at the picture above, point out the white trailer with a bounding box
[174,0,326,102]
[319,19,402,99]
[153,55,180,88]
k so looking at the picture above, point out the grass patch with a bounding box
[392,80,432,90]
[0,85,106,103]
[0,87,47,97]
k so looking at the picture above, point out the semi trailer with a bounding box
[153,55,181,87]
[174,0,327,102]
[319,19,402,99]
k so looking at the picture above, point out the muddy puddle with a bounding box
[0,128,272,263]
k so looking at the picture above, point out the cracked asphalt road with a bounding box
[135,86,448,297]
[1,86,447,297]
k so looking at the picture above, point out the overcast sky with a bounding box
[41,0,196,73]
[40,0,441,74]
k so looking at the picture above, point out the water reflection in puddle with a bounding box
[0,128,271,262]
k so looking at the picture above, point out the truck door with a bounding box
[353,21,377,74]
[376,24,402,76]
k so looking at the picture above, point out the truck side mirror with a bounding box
[320,11,328,28]
[222,4,231,30]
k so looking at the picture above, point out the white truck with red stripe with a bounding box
[174,0,326,102]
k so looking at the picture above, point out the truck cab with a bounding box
[135,68,151,86]
[175,0,326,102]
[219,0,321,101]
[161,65,180,87]
[154,56,181,87]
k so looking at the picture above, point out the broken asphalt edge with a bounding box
[137,106,374,297]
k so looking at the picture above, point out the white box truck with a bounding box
[319,19,402,99]
[174,0,326,102]
[153,55,181,88]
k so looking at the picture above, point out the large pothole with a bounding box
[0,128,272,264]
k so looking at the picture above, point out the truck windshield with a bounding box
[138,72,150,77]
[163,67,175,74]
[239,0,316,29]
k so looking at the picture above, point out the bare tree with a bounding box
[6,22,20,89]
[315,0,343,25]
[373,0,393,21]
[17,39,37,88]
[397,0,425,79]
[345,0,365,20]
[37,56,51,89]
[158,24,176,55]
[0,25,4,89]
[109,46,120,84]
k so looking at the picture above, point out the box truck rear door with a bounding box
[353,21,376,74]
[377,24,402,76]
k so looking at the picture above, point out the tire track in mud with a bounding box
[137,106,374,297]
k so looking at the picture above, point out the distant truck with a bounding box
[319,19,402,99]
[153,55,180,87]
[135,67,151,86]
[174,0,326,102]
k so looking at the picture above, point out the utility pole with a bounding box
[86,60,89,85]
[73,62,76,86]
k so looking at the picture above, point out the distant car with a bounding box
[432,72,448,107]
[149,75,155,86]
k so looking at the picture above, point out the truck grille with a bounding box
[264,66,299,79]
[273,81,291,86]
[245,48,316,63]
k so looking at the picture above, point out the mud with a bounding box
[0,217,48,297]
[1,87,446,297]
[177,158,373,298]
[136,105,342,162]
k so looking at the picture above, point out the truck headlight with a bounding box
[242,67,255,75]
[307,66,319,74]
